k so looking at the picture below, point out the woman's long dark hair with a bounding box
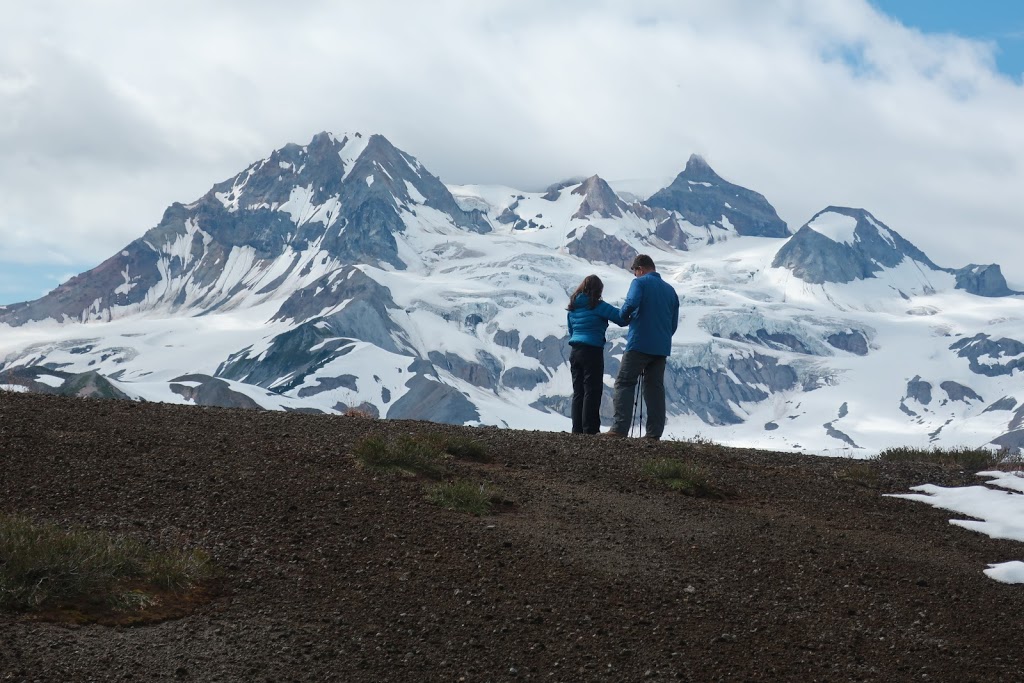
[567,274,604,311]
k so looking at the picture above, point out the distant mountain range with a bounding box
[2,131,1022,454]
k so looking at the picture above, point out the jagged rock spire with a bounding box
[644,155,788,237]
[571,175,628,219]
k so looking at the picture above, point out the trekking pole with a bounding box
[630,371,645,437]
[637,371,644,438]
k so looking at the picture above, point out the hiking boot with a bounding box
[643,435,661,442]
[601,430,626,438]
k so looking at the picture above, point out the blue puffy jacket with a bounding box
[567,293,626,348]
[619,272,679,356]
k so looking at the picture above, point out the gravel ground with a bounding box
[1,391,1022,682]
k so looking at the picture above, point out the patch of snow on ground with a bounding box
[888,471,1024,583]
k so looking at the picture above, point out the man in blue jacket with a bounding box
[605,254,680,440]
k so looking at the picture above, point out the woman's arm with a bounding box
[598,301,626,326]
[619,279,643,323]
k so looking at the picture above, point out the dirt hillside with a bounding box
[1,391,1022,682]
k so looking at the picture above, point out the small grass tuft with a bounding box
[353,435,445,479]
[426,479,498,516]
[834,461,880,488]
[687,433,718,447]
[0,514,214,621]
[439,435,491,463]
[145,546,214,592]
[643,458,726,498]
[876,445,1023,471]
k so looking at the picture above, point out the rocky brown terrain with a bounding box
[1,390,1022,682]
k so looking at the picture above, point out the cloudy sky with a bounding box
[2,0,1023,304]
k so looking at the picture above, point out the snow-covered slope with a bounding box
[1,132,1022,456]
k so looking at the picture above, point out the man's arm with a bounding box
[670,291,679,334]
[619,279,643,323]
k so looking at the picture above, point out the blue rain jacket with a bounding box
[619,272,679,356]
[567,293,625,348]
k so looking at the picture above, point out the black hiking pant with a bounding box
[570,344,605,434]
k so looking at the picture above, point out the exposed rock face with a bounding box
[950,334,1024,377]
[772,225,868,284]
[629,203,689,250]
[501,367,550,391]
[566,226,638,269]
[1010,404,1024,431]
[60,371,128,399]
[496,200,535,230]
[940,381,983,403]
[666,351,798,424]
[541,178,585,201]
[771,207,940,285]
[990,428,1024,451]
[571,176,629,219]
[521,335,569,370]
[700,310,865,358]
[906,376,933,405]
[428,350,501,389]
[823,421,860,448]
[385,373,480,424]
[297,375,359,397]
[216,320,357,391]
[271,266,393,323]
[726,329,814,355]
[215,271,410,393]
[0,367,130,400]
[169,374,262,409]
[645,155,789,237]
[0,240,162,326]
[983,396,1018,413]
[493,329,521,350]
[530,393,573,416]
[826,331,869,356]
[952,264,1016,297]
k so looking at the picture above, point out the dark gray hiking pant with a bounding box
[610,351,667,437]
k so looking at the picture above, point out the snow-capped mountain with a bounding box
[2,131,1023,455]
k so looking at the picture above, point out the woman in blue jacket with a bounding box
[566,275,626,434]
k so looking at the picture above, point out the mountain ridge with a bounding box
[2,130,1023,454]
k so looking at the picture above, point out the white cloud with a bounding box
[2,0,1024,289]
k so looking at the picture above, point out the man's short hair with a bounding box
[630,254,656,271]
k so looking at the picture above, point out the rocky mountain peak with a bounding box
[952,264,1017,297]
[344,133,410,180]
[772,207,939,285]
[571,175,628,219]
[0,130,495,325]
[308,130,344,149]
[644,156,788,238]
[679,154,720,183]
